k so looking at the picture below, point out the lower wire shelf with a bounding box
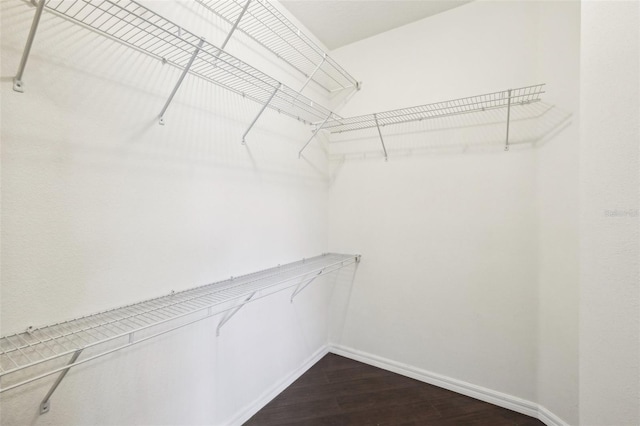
[0,253,360,410]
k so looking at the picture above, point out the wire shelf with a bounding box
[196,0,359,94]
[323,84,546,133]
[41,0,338,125]
[0,253,359,394]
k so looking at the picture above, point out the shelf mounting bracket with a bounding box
[216,291,257,336]
[39,349,83,415]
[158,38,205,125]
[504,89,512,151]
[373,113,389,161]
[299,113,332,158]
[294,53,326,102]
[13,0,46,93]
[220,0,251,50]
[290,270,323,302]
[242,83,281,144]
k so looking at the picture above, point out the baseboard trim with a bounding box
[330,344,569,426]
[538,405,569,426]
[224,345,330,426]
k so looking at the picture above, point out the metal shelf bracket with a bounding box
[13,0,46,93]
[296,53,327,99]
[158,38,205,125]
[220,0,251,50]
[39,349,83,415]
[373,113,389,161]
[299,113,332,158]
[504,89,512,151]
[216,291,257,336]
[290,270,323,302]
[242,83,281,144]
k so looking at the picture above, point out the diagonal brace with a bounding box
[13,0,46,93]
[504,89,512,151]
[298,113,332,158]
[216,292,256,336]
[220,0,251,50]
[290,270,323,302]
[292,53,327,103]
[373,113,388,161]
[158,38,205,125]
[242,83,281,144]
[39,349,83,415]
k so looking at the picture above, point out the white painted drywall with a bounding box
[0,0,340,424]
[535,2,580,424]
[579,1,640,425]
[328,1,583,424]
[328,0,543,405]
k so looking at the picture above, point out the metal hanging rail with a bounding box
[322,84,546,134]
[195,0,360,94]
[13,0,341,127]
[0,253,360,413]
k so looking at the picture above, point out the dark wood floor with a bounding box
[245,354,544,426]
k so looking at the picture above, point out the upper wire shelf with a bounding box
[41,0,338,125]
[323,84,546,133]
[0,253,360,398]
[195,0,360,94]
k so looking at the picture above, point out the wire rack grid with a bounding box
[0,253,359,393]
[322,84,546,134]
[195,0,359,94]
[41,0,339,125]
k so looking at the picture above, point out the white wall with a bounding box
[579,1,640,425]
[0,0,339,424]
[328,0,542,404]
[328,1,581,423]
[535,2,580,424]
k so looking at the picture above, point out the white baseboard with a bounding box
[224,345,329,426]
[538,405,570,426]
[330,344,569,426]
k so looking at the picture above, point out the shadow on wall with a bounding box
[327,101,573,164]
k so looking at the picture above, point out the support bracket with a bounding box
[373,113,389,161]
[158,38,205,125]
[13,0,46,93]
[293,53,326,102]
[242,83,281,144]
[504,89,512,151]
[298,113,332,158]
[39,349,83,415]
[216,292,256,336]
[290,270,323,302]
[220,0,251,50]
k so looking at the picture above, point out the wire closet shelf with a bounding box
[195,0,359,93]
[0,253,360,396]
[322,84,546,133]
[41,0,339,125]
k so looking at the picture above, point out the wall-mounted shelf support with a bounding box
[297,54,327,97]
[12,0,45,93]
[504,89,512,151]
[242,83,281,144]
[220,0,251,50]
[373,113,389,161]
[158,38,205,125]
[299,114,332,158]
[39,349,83,415]
[290,270,322,302]
[216,291,257,336]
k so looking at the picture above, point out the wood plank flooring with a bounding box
[245,354,544,426]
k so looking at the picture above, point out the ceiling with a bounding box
[280,0,474,50]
